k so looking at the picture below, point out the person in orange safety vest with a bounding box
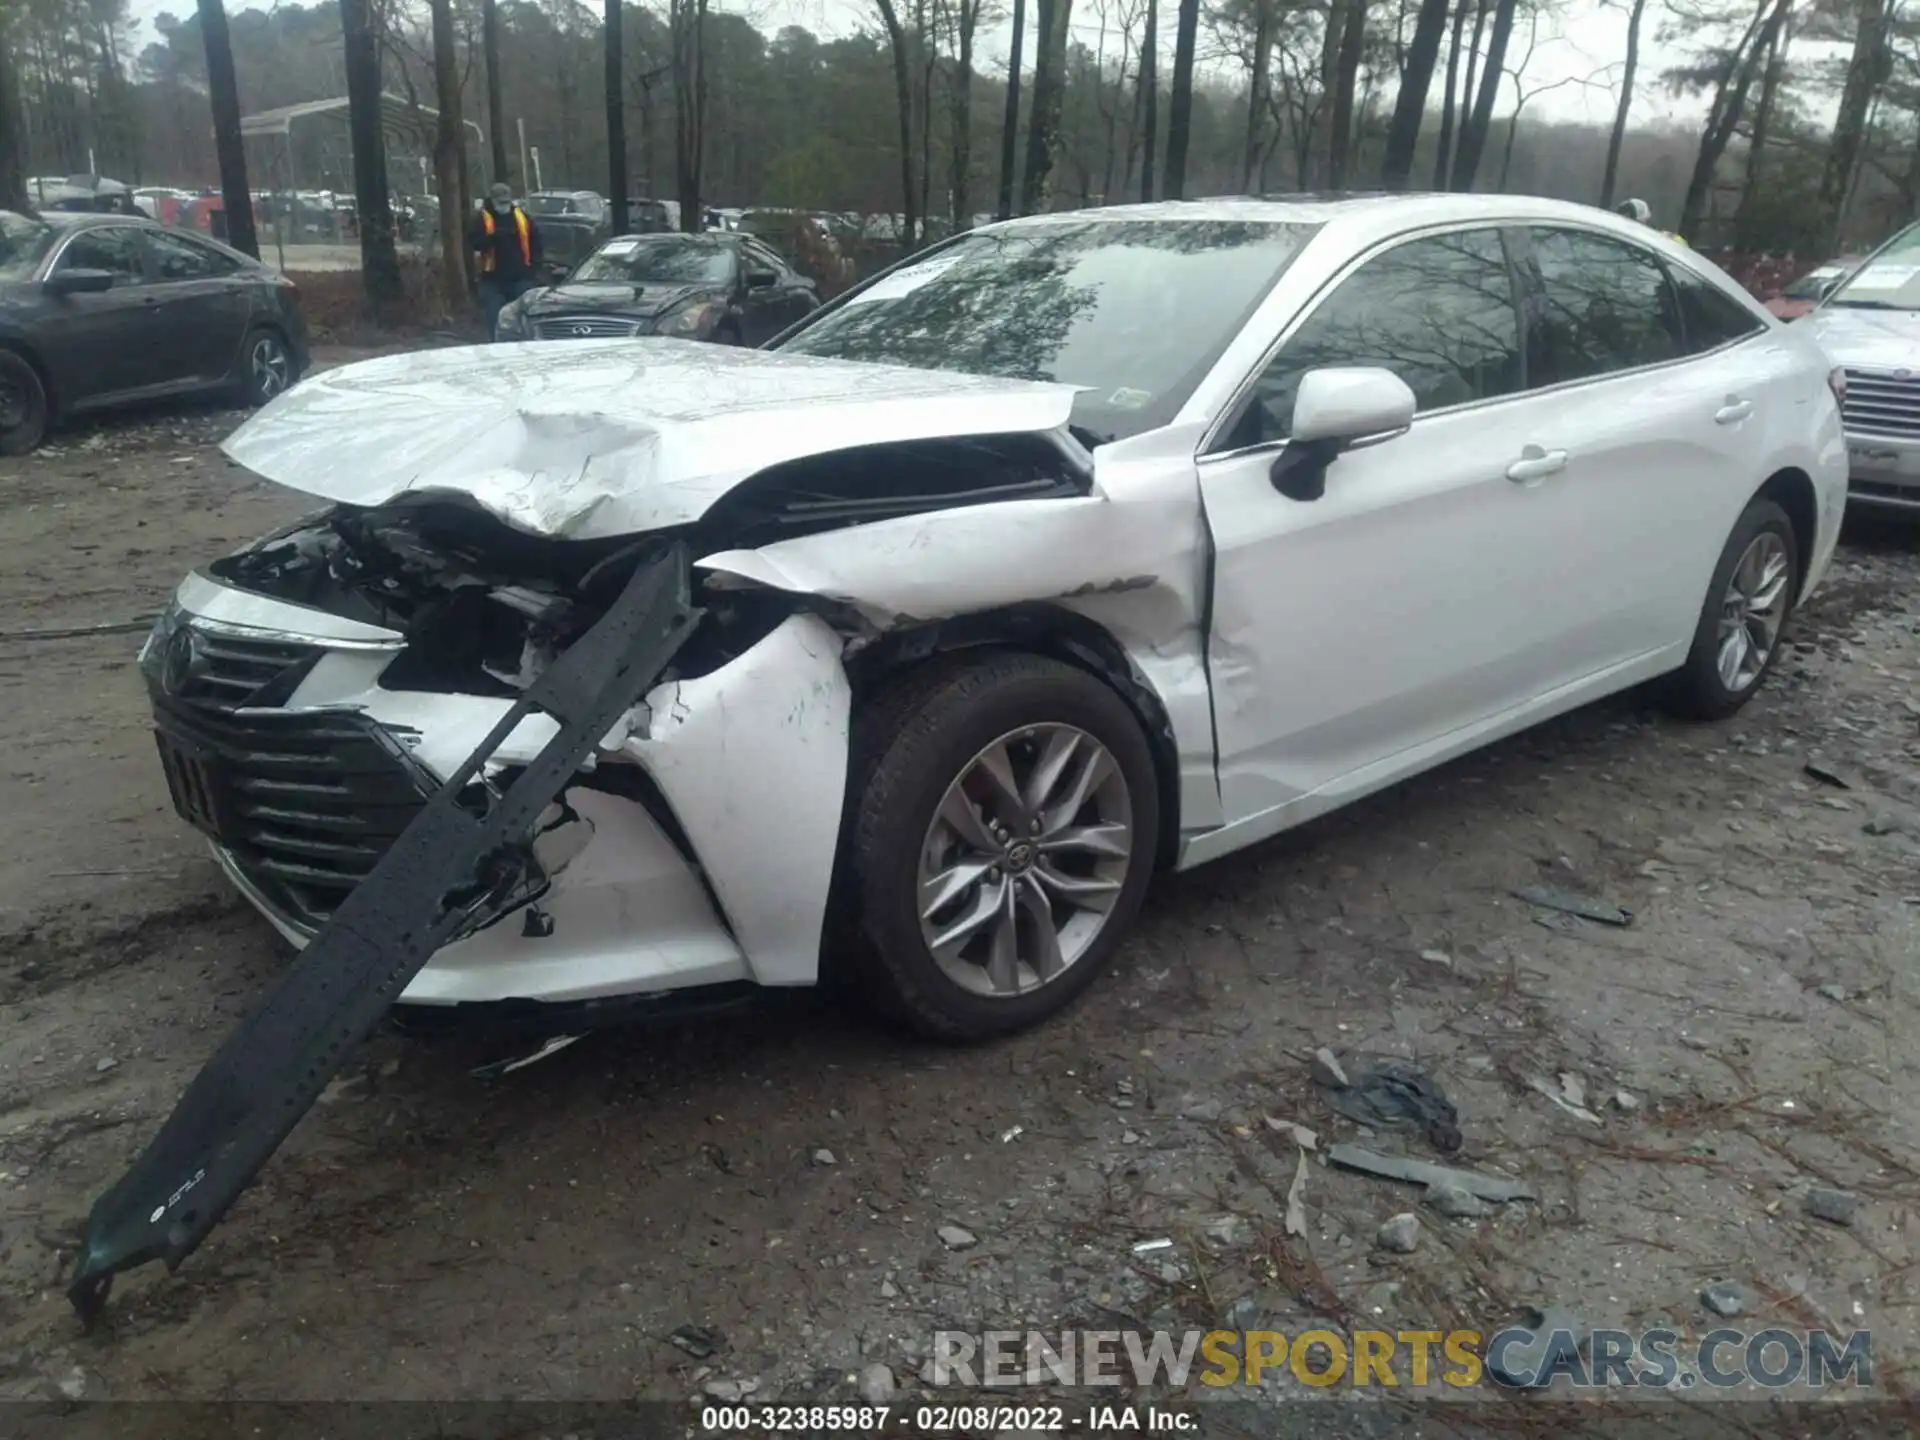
[469,183,545,341]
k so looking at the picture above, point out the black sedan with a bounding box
[0,210,310,455]
[495,231,819,346]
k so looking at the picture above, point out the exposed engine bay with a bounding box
[208,430,1092,693]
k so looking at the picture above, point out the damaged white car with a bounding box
[149,194,1852,1039]
[74,196,1850,1312]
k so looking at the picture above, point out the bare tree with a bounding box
[670,0,707,230]
[198,0,258,258]
[1820,0,1889,247]
[1733,14,1786,241]
[1325,0,1366,187]
[0,30,28,215]
[341,0,402,310]
[1139,0,1157,198]
[1450,0,1515,191]
[1433,0,1470,187]
[944,0,987,228]
[874,0,920,247]
[997,0,1025,217]
[1240,0,1277,190]
[1021,0,1072,211]
[482,0,510,182]
[1381,0,1452,188]
[1496,17,1608,189]
[1677,0,1792,239]
[430,0,469,306]
[1599,0,1649,208]
[1163,0,1198,196]
[606,0,629,232]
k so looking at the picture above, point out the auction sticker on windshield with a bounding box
[847,251,966,306]
[1850,262,1919,289]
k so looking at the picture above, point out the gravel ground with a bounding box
[0,363,1915,1416]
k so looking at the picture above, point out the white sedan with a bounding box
[73,194,1849,1308]
[147,194,1847,1040]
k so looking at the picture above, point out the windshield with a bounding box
[572,236,735,285]
[0,213,56,282]
[529,194,599,219]
[1828,225,1920,310]
[774,218,1317,441]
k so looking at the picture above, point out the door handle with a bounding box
[1505,446,1569,484]
[1715,397,1754,425]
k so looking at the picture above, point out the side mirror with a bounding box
[44,267,117,297]
[1269,366,1416,502]
[746,266,778,289]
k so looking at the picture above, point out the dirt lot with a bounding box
[0,358,1916,1416]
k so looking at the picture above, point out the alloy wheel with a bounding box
[1716,530,1791,692]
[251,336,291,399]
[916,723,1135,998]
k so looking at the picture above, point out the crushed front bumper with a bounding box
[70,541,852,1320]
[138,569,852,1005]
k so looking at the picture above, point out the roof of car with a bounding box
[37,211,151,229]
[991,192,1639,229]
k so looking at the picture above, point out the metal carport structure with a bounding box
[239,95,486,267]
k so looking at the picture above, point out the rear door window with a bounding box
[1667,264,1766,354]
[1523,227,1684,385]
[147,229,237,280]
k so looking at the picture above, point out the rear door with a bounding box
[1513,225,1770,659]
[142,227,253,383]
[37,224,166,403]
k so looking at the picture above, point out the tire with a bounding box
[1664,497,1800,721]
[236,327,296,408]
[845,651,1160,1041]
[0,349,48,457]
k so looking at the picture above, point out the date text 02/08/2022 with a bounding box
[698,1404,1198,1432]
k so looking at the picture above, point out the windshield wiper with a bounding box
[1069,423,1113,449]
[1830,299,1908,311]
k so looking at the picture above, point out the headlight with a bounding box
[497,294,534,336]
[659,299,725,337]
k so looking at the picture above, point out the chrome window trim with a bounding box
[1199,217,1761,460]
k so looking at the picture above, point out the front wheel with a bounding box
[1664,496,1799,720]
[0,350,49,456]
[845,652,1160,1041]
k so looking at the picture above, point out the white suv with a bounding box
[1806,219,1920,512]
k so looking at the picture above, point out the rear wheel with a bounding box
[845,652,1159,1040]
[1664,496,1799,720]
[237,327,295,407]
[0,350,48,456]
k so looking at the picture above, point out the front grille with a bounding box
[154,626,322,707]
[149,687,434,932]
[1842,368,1920,438]
[534,315,641,340]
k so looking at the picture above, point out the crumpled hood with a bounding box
[1805,306,1920,372]
[221,339,1080,540]
[523,280,715,319]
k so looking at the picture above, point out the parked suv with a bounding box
[1806,221,1920,513]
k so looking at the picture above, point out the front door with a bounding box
[1200,225,1587,826]
[38,225,165,403]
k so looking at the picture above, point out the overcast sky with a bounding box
[120,0,1727,128]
